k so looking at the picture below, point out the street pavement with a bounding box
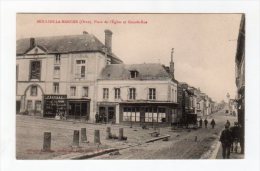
[16,107,243,159]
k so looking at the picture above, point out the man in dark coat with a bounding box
[219,125,233,159]
[199,118,203,128]
[204,118,208,128]
[210,119,216,129]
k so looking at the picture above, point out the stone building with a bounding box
[16,30,122,122]
[16,30,179,125]
[97,63,178,125]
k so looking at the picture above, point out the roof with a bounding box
[16,34,122,63]
[98,63,177,81]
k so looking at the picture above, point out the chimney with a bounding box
[170,48,175,79]
[104,29,112,52]
[30,38,35,48]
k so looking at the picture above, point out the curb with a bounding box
[52,148,118,160]
[210,141,221,159]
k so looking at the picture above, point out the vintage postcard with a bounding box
[15,13,245,160]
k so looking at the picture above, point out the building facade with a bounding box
[97,63,178,125]
[16,30,179,125]
[16,30,123,122]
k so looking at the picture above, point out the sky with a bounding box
[17,13,242,102]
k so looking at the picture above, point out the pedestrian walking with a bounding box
[219,125,233,159]
[210,119,216,129]
[199,118,203,128]
[204,118,208,128]
[225,120,231,128]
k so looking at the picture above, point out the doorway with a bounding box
[98,106,115,123]
[68,101,89,120]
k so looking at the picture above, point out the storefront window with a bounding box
[158,108,166,122]
[123,107,140,122]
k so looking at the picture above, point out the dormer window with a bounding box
[130,70,139,78]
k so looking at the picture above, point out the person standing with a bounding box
[219,125,233,159]
[204,118,208,128]
[210,119,216,129]
[199,118,203,128]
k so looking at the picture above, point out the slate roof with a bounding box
[99,63,177,81]
[16,34,122,62]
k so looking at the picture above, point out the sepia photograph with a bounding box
[15,13,245,160]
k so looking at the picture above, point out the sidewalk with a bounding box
[216,142,244,159]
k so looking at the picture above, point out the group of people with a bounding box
[219,120,242,159]
[198,118,216,129]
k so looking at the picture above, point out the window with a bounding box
[76,60,86,78]
[130,70,138,78]
[35,101,42,111]
[55,54,61,64]
[30,86,37,96]
[27,100,33,110]
[123,107,140,122]
[197,103,200,109]
[82,87,88,97]
[53,83,59,94]
[149,88,156,100]
[30,61,41,80]
[114,88,120,99]
[129,88,136,100]
[158,108,166,123]
[70,87,76,96]
[103,88,109,99]
[54,66,60,78]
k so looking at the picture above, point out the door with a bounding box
[140,107,145,124]
[99,107,106,123]
[75,103,81,119]
[108,107,115,123]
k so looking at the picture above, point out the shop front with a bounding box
[43,95,67,118]
[119,102,178,126]
[67,99,90,120]
[97,102,117,123]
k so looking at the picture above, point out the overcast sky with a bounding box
[17,14,242,102]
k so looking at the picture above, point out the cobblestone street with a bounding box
[16,107,240,159]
